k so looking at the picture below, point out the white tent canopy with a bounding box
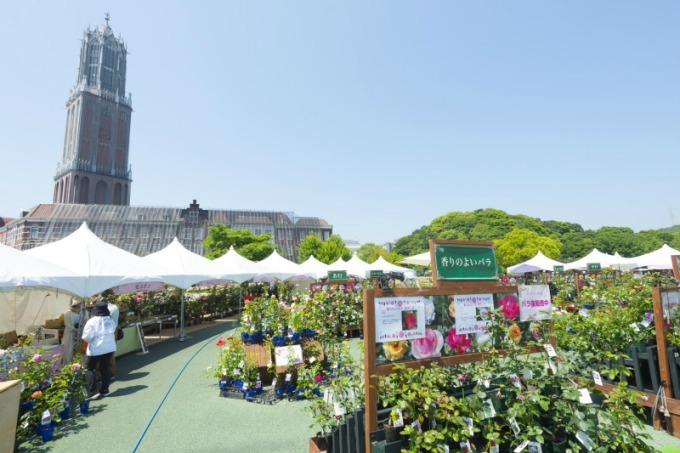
[26,222,171,297]
[629,244,680,270]
[369,256,417,279]
[297,255,329,280]
[143,238,218,289]
[0,243,85,295]
[345,255,371,278]
[257,250,312,281]
[564,249,619,271]
[507,251,564,275]
[327,257,347,271]
[211,246,260,284]
[400,252,430,266]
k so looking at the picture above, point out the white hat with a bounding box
[71,297,82,307]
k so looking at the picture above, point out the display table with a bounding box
[115,325,142,357]
[0,380,21,453]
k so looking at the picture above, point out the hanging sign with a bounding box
[328,270,347,281]
[518,285,552,322]
[587,263,601,271]
[369,270,384,278]
[553,265,564,272]
[433,244,498,281]
[375,296,426,343]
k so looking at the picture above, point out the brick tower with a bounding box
[53,15,133,206]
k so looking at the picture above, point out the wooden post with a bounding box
[363,288,378,453]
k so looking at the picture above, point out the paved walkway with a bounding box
[14,317,680,452]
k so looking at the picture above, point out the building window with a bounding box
[107,225,116,238]
[140,226,149,238]
[154,226,162,239]
[183,228,192,240]
[195,228,204,240]
[95,225,104,237]
[30,227,39,239]
[189,212,198,222]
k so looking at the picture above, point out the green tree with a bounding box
[494,228,562,268]
[297,233,325,263]
[203,223,275,260]
[317,234,352,264]
[393,225,433,256]
[356,243,403,264]
[560,231,595,262]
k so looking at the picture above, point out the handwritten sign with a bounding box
[328,270,347,281]
[375,296,426,343]
[519,285,552,322]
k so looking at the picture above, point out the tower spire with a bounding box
[105,12,110,26]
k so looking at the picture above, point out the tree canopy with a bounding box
[355,243,403,264]
[494,229,562,268]
[297,233,352,264]
[203,224,276,261]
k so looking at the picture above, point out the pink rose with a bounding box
[403,312,417,330]
[499,295,520,319]
[411,329,444,359]
[446,328,471,354]
[32,353,43,362]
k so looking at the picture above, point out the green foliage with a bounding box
[356,242,403,264]
[203,223,275,260]
[316,234,352,264]
[297,233,324,263]
[494,229,562,268]
[392,225,433,257]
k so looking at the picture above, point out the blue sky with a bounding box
[1,1,679,245]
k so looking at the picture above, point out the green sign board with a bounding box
[433,244,498,281]
[328,270,347,281]
[369,270,383,278]
[587,263,601,271]
[553,265,564,272]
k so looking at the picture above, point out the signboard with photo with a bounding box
[375,296,426,343]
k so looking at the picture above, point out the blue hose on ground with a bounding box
[131,326,235,452]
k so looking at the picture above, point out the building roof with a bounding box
[295,217,331,227]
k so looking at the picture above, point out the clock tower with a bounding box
[53,15,133,206]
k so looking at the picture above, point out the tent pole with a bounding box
[178,289,188,342]
[238,286,243,323]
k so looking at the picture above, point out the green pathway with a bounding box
[17,320,316,453]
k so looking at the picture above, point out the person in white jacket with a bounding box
[81,300,117,399]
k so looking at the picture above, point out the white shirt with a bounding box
[82,316,117,356]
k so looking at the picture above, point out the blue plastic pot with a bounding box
[285,384,295,394]
[58,407,71,420]
[245,389,256,402]
[275,387,284,398]
[241,332,250,344]
[290,333,301,344]
[79,400,90,415]
[233,380,243,389]
[272,336,286,347]
[21,400,35,412]
[40,425,54,442]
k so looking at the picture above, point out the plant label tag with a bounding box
[514,440,530,452]
[579,389,593,404]
[323,388,331,403]
[334,362,339,369]
[437,445,450,453]
[462,416,474,436]
[411,419,422,433]
[484,378,490,388]
[242,383,249,390]
[309,356,316,363]
[490,443,500,453]
[629,323,641,333]
[509,373,522,389]
[593,371,603,386]
[238,360,245,368]
[459,441,471,452]
[528,442,543,452]
[221,367,226,375]
[544,343,557,357]
[523,367,533,380]
[233,368,241,376]
[482,399,496,419]
[393,408,404,427]
[641,312,654,328]
[509,417,521,435]
[285,373,292,382]
[255,381,261,389]
[271,378,277,387]
[576,431,595,451]
[334,402,346,416]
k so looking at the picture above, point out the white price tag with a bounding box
[309,356,316,363]
[579,388,593,404]
[285,373,292,382]
[238,360,245,368]
[271,378,277,388]
[323,388,331,403]
[514,440,530,452]
[392,408,404,427]
[527,442,543,453]
[482,399,496,419]
[509,417,521,435]
[576,431,595,451]
[411,419,422,433]
[592,371,603,386]
[523,367,533,380]
[544,343,557,357]
[509,373,522,389]
[233,368,241,376]
[459,441,471,452]
[462,416,474,436]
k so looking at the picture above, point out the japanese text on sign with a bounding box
[518,285,552,322]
